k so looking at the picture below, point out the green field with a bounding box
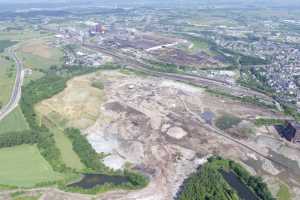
[0,40,17,53]
[277,183,291,200]
[189,37,214,55]
[18,50,63,71]
[52,126,85,170]
[0,30,43,42]
[0,145,63,187]
[23,70,45,86]
[36,111,85,170]
[0,55,15,106]
[17,46,63,84]
[189,16,239,27]
[0,106,29,134]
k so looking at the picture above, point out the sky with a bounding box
[0,0,299,7]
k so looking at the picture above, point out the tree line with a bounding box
[228,159,275,200]
[177,156,275,200]
[0,130,37,148]
[20,74,70,172]
[18,65,109,172]
[0,64,150,192]
[64,128,107,171]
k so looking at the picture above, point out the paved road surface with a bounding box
[0,48,24,121]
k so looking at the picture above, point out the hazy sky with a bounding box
[0,0,294,3]
[0,0,298,7]
[0,0,67,3]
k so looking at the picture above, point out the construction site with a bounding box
[34,70,300,200]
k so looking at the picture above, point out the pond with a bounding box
[220,170,259,200]
[200,111,215,125]
[68,174,130,189]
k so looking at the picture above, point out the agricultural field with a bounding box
[51,125,84,170]
[17,38,64,71]
[0,30,44,42]
[0,106,29,134]
[16,38,64,83]
[0,40,17,52]
[1,5,300,200]
[0,145,63,187]
[188,15,239,27]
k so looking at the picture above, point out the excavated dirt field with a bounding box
[14,70,300,200]
[150,48,225,69]
[36,72,106,129]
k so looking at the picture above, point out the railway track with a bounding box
[44,31,295,174]
[85,44,300,175]
[42,26,274,103]
[178,95,300,176]
[84,44,274,103]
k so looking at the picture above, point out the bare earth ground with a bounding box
[7,70,300,200]
[36,72,106,129]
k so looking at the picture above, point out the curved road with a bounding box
[0,48,23,121]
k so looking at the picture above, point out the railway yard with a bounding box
[1,3,300,200]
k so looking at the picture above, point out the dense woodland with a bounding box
[229,160,275,200]
[0,130,37,148]
[178,164,239,200]
[177,157,275,200]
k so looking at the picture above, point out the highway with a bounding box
[0,48,24,121]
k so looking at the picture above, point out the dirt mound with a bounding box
[166,127,188,139]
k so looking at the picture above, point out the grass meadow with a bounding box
[0,145,63,187]
[0,106,29,134]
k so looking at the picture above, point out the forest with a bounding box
[177,156,275,200]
